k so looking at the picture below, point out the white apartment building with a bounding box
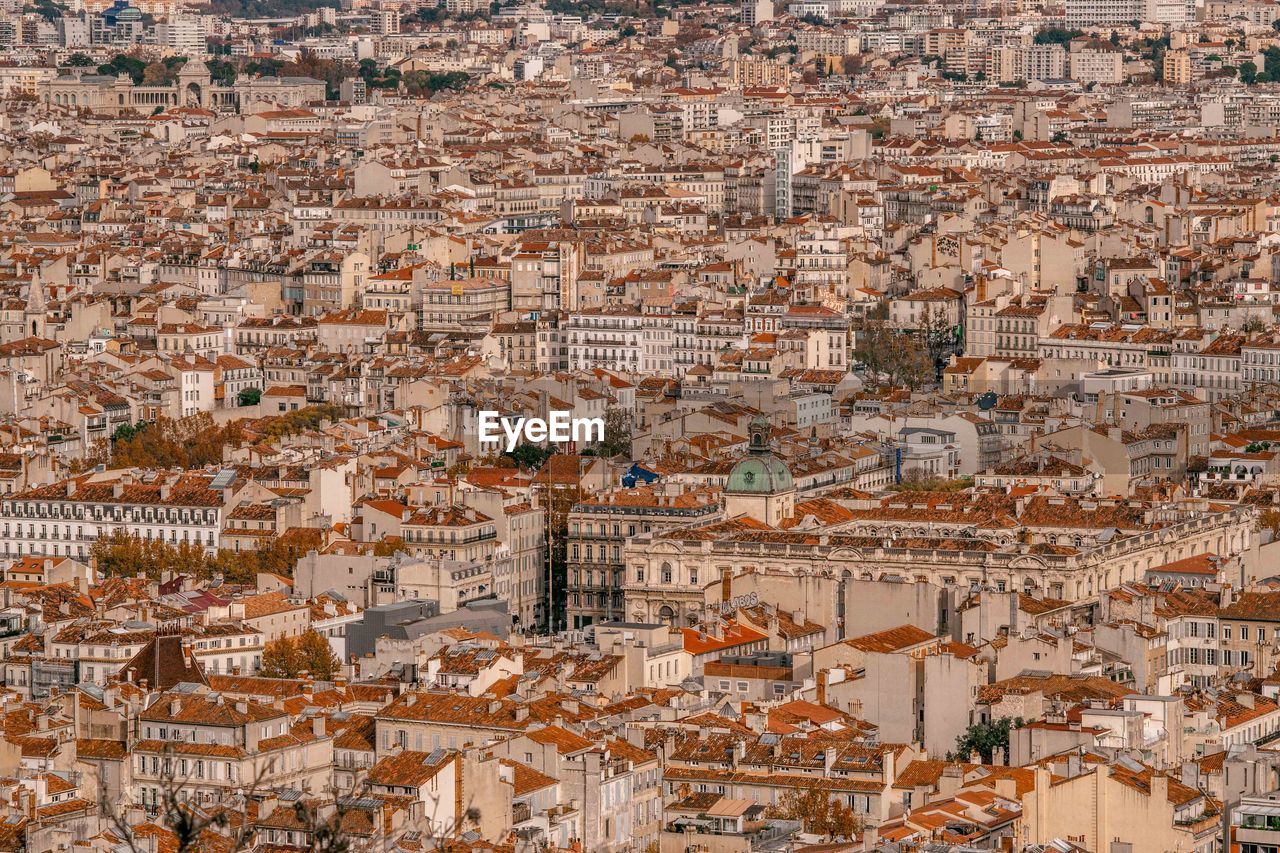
[158,17,206,56]
[1066,0,1191,25]
[565,309,674,376]
[0,471,225,560]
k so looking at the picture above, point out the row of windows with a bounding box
[1171,647,1254,666]
[139,757,237,782]
[634,564,698,586]
[570,544,622,562]
[1183,621,1280,643]
[2,504,217,524]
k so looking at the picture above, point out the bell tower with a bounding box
[724,416,796,526]
[24,268,46,339]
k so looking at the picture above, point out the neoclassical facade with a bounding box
[623,435,1258,629]
[39,63,325,115]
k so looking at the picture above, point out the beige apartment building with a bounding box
[566,485,720,629]
[1021,764,1219,853]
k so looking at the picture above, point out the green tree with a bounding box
[237,387,262,407]
[245,57,284,78]
[65,52,94,67]
[97,54,147,85]
[403,70,470,96]
[950,717,1024,763]
[1241,60,1258,84]
[207,59,236,85]
[111,420,144,443]
[505,441,553,469]
[1034,26,1083,45]
[29,0,67,21]
[1264,46,1280,82]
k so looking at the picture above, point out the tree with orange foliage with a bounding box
[765,785,864,840]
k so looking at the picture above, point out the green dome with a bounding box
[726,454,794,495]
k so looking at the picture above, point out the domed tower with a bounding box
[724,416,795,526]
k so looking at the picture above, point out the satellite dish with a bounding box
[977,391,998,411]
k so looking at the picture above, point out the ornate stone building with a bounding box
[624,418,1258,630]
[39,62,325,115]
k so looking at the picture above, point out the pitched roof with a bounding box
[119,633,208,691]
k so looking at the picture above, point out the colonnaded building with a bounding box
[624,416,1258,633]
[38,61,326,115]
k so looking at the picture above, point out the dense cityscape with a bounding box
[0,0,1277,849]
